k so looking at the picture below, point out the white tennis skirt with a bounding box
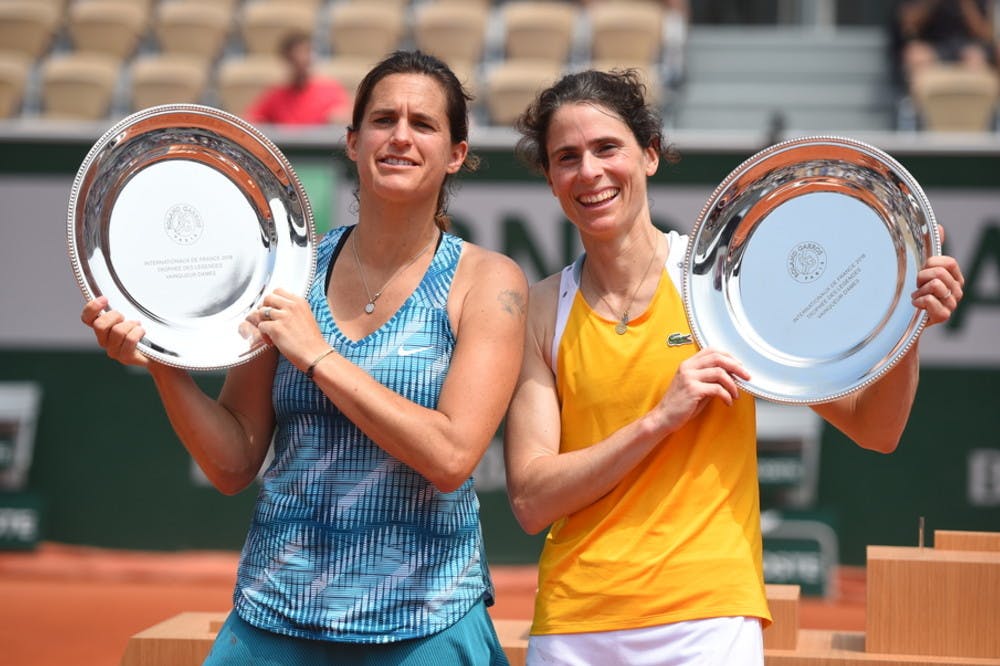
[526,615,763,666]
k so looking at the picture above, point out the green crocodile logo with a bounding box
[667,333,693,347]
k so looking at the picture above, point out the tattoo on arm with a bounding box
[498,290,527,318]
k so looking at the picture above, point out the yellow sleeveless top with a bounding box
[532,232,770,635]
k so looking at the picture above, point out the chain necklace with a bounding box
[351,227,437,315]
[588,234,660,335]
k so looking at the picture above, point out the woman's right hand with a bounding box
[653,347,750,431]
[81,296,150,368]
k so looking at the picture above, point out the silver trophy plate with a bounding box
[682,136,940,405]
[68,104,316,370]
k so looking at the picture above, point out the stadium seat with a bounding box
[71,0,155,16]
[162,0,238,12]
[590,58,663,106]
[326,3,406,60]
[0,52,30,118]
[0,1,61,61]
[502,2,579,65]
[483,59,563,126]
[40,52,120,120]
[19,0,70,9]
[911,65,1000,132]
[313,55,377,105]
[426,0,492,8]
[413,3,489,72]
[153,2,231,64]
[67,0,148,61]
[341,0,411,8]
[251,0,323,8]
[449,58,479,102]
[215,53,286,117]
[80,0,155,10]
[193,0,240,9]
[588,1,664,64]
[239,1,317,56]
[128,54,209,112]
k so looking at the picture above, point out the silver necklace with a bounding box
[351,227,437,315]
[589,235,659,335]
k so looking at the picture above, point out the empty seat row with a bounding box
[0,48,665,126]
[0,0,682,126]
[0,0,675,68]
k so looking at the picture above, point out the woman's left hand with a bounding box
[251,288,331,371]
[912,225,965,326]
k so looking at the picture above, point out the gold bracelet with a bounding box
[306,348,335,379]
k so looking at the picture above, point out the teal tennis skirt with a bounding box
[202,598,509,666]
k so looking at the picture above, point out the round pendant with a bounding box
[615,322,628,335]
[364,302,375,314]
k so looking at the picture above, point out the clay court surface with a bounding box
[0,542,866,666]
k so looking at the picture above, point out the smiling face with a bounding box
[543,102,659,239]
[346,73,468,211]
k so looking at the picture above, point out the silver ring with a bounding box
[941,291,952,301]
[262,306,272,321]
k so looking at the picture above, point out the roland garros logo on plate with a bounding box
[787,241,827,283]
[163,203,204,245]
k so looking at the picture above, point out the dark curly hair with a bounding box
[348,50,479,231]
[514,69,678,174]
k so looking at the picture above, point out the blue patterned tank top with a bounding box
[233,226,494,643]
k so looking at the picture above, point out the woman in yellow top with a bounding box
[503,69,965,665]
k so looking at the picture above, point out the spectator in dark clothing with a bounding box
[890,0,998,86]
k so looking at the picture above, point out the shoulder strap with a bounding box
[410,231,462,310]
[664,230,687,290]
[549,255,584,373]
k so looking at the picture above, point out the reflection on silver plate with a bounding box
[67,104,316,370]
[682,136,940,405]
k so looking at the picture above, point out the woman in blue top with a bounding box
[81,51,526,665]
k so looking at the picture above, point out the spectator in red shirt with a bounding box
[245,32,351,126]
